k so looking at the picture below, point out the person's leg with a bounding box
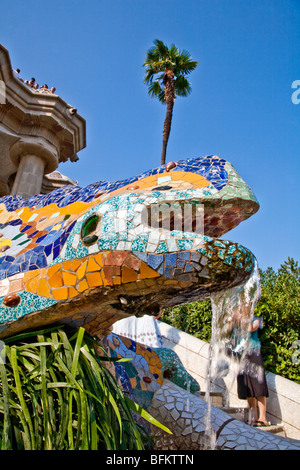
[256,396,270,425]
[247,397,258,424]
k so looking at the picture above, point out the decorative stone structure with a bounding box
[0,44,86,197]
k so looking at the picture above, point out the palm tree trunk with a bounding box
[161,99,174,165]
[161,69,175,166]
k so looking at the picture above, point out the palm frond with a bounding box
[153,39,170,57]
[174,76,192,96]
[148,81,165,103]
[143,39,198,100]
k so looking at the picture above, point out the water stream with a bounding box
[204,260,261,449]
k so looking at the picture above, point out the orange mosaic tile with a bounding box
[76,260,87,280]
[86,272,103,288]
[39,268,48,279]
[62,271,77,286]
[52,287,68,300]
[68,287,78,299]
[87,257,100,272]
[47,264,61,278]
[78,278,89,292]
[139,261,160,280]
[48,271,64,288]
[62,260,73,270]
[37,278,51,298]
[71,259,82,271]
[25,275,39,294]
[93,253,104,267]
[122,266,138,283]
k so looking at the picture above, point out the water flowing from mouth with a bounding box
[204,259,261,449]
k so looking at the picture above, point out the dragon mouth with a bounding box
[98,192,257,317]
[146,197,257,239]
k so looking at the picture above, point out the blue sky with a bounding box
[0,0,299,271]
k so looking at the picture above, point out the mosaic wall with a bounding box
[149,380,300,450]
[103,333,200,410]
[0,155,259,338]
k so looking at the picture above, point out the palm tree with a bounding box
[144,39,198,165]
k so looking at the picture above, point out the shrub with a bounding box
[256,258,300,383]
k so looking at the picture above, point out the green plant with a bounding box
[256,258,300,383]
[0,326,170,450]
[162,299,212,342]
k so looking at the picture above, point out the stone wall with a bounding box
[158,321,300,440]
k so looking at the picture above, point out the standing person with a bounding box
[237,317,270,426]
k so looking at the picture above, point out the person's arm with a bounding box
[248,319,260,332]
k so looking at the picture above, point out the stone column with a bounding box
[11,153,45,198]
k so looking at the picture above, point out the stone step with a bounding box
[199,391,224,407]
[221,406,248,422]
[198,392,287,437]
[251,423,287,437]
[221,407,287,437]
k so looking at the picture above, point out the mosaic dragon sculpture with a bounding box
[0,154,299,450]
[0,155,258,339]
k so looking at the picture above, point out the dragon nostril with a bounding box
[143,376,152,384]
[3,293,21,307]
[165,161,177,172]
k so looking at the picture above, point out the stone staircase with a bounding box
[200,391,287,437]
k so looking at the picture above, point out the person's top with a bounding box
[248,317,263,352]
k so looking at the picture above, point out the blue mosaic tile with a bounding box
[148,254,163,269]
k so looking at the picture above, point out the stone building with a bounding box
[0,43,86,198]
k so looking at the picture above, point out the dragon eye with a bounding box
[81,214,100,246]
